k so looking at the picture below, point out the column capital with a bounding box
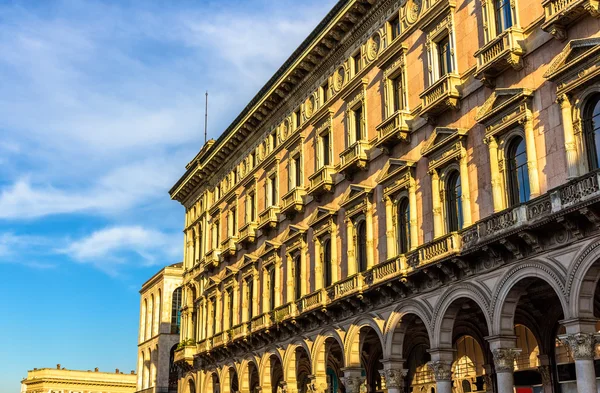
[492,348,522,373]
[341,368,365,393]
[559,332,600,360]
[427,360,452,381]
[378,368,407,389]
[306,375,327,393]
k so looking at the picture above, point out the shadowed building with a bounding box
[168,0,600,392]
[21,365,136,393]
[136,262,184,393]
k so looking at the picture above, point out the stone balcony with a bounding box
[333,272,365,300]
[474,28,526,86]
[230,322,249,340]
[173,345,195,370]
[204,248,220,268]
[298,288,329,313]
[542,0,600,40]
[238,222,257,246]
[406,232,461,269]
[258,206,280,231]
[250,313,272,332]
[339,140,370,179]
[374,110,412,154]
[211,331,229,348]
[281,187,306,218]
[308,165,336,199]
[272,302,298,323]
[419,74,461,121]
[220,236,238,257]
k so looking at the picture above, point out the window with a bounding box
[438,36,452,77]
[389,14,401,40]
[267,175,278,207]
[391,73,405,112]
[294,255,302,300]
[446,171,463,232]
[352,52,361,76]
[321,80,330,103]
[398,198,411,254]
[269,268,276,311]
[270,130,278,150]
[230,207,237,236]
[210,297,216,335]
[248,192,256,222]
[323,239,332,287]
[494,0,513,34]
[322,131,331,166]
[251,152,256,168]
[171,287,182,333]
[292,155,302,188]
[213,220,220,248]
[215,185,221,201]
[356,220,367,272]
[584,95,600,170]
[295,109,302,129]
[506,136,530,206]
[228,289,234,328]
[352,104,364,143]
[246,278,254,320]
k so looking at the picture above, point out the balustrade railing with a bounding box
[272,303,297,323]
[230,323,248,340]
[371,257,400,282]
[334,273,363,299]
[300,288,328,312]
[250,313,272,332]
[340,140,369,168]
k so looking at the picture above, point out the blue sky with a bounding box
[0,1,336,391]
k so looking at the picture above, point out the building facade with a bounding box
[169,0,600,392]
[21,365,136,393]
[136,263,184,393]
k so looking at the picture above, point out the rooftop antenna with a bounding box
[204,91,208,145]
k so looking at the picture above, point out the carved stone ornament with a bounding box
[367,34,381,61]
[538,365,552,386]
[333,67,345,91]
[305,96,315,118]
[427,360,452,381]
[378,368,407,389]
[306,376,327,393]
[406,0,422,24]
[492,348,522,373]
[340,376,364,393]
[559,332,600,360]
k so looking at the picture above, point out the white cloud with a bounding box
[61,225,181,273]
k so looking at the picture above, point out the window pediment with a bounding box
[258,240,281,266]
[308,206,338,237]
[421,127,467,170]
[544,38,600,93]
[312,109,333,134]
[377,159,416,197]
[476,88,534,136]
[283,224,307,252]
[240,254,258,275]
[341,184,373,218]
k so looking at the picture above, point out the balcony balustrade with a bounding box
[419,74,461,120]
[212,331,229,348]
[308,165,336,198]
[220,236,238,257]
[250,313,272,332]
[407,232,461,269]
[230,323,248,340]
[374,111,412,154]
[334,273,364,299]
[474,28,526,85]
[258,206,280,231]
[204,248,220,268]
[339,140,370,178]
[298,288,329,312]
[272,302,298,323]
[238,222,257,245]
[542,0,600,40]
[281,187,306,218]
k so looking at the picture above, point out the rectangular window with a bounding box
[249,192,256,221]
[321,80,329,103]
[231,207,237,236]
[322,132,331,166]
[389,15,401,40]
[215,185,221,201]
[392,74,404,112]
[246,278,253,320]
[294,156,301,187]
[269,268,276,311]
[271,130,278,150]
[295,109,301,128]
[353,105,363,142]
[228,289,234,328]
[251,152,256,168]
[352,52,361,76]
[495,0,513,34]
[437,36,452,77]
[211,297,216,334]
[270,177,277,206]
[213,221,220,247]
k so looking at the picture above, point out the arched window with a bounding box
[171,287,182,334]
[141,299,147,341]
[149,294,154,338]
[584,94,600,170]
[506,136,530,206]
[398,198,411,254]
[323,239,332,287]
[446,171,463,232]
[191,229,196,266]
[294,255,302,300]
[356,220,367,272]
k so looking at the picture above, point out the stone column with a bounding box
[331,220,339,283]
[430,170,443,238]
[559,332,600,393]
[537,356,553,393]
[341,368,365,393]
[557,94,580,179]
[262,268,270,314]
[485,136,504,212]
[346,218,356,275]
[306,374,328,393]
[233,282,239,326]
[408,178,418,251]
[522,114,541,198]
[275,259,282,308]
[366,202,375,269]
[427,360,452,393]
[314,238,323,290]
[459,146,472,227]
[491,348,521,393]
[300,241,307,296]
[200,298,207,340]
[380,360,408,393]
[384,196,396,259]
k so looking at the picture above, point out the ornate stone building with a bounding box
[169,0,600,392]
[21,365,136,393]
[136,263,184,393]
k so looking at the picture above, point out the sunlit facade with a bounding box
[169,0,600,393]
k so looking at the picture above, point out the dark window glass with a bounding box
[171,287,182,333]
[584,95,600,170]
[247,278,253,320]
[392,75,404,112]
[390,15,401,40]
[438,36,452,77]
[357,221,367,272]
[269,268,276,310]
[251,152,256,167]
[322,82,329,102]
[228,289,234,328]
[495,0,513,34]
[211,297,216,334]
[323,239,332,287]
[295,109,301,128]
[231,207,237,235]
[215,221,220,245]
[250,193,256,221]
[353,53,361,75]
[294,156,302,187]
[507,136,530,206]
[398,198,411,254]
[270,177,277,206]
[354,106,363,142]
[322,132,331,166]
[294,255,302,300]
[271,132,278,149]
[446,171,463,232]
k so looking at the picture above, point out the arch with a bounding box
[258,347,284,387]
[491,261,568,336]
[141,298,147,341]
[149,294,155,338]
[432,283,492,348]
[202,370,220,393]
[383,300,433,359]
[238,355,260,393]
[282,339,312,382]
[185,376,197,393]
[310,328,345,376]
[568,240,600,319]
[344,315,385,367]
